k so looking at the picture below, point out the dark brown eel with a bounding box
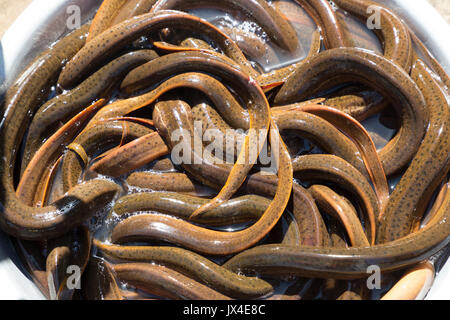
[333,0,413,71]
[61,120,153,192]
[378,59,450,242]
[222,188,450,279]
[0,24,120,240]
[21,50,158,172]
[274,47,428,176]
[57,11,256,89]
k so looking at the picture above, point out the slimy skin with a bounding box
[257,29,322,91]
[152,73,270,217]
[217,26,282,64]
[4,0,450,301]
[22,50,158,172]
[179,37,215,50]
[335,9,382,55]
[92,116,324,246]
[381,262,435,300]
[329,0,414,132]
[273,104,389,216]
[273,111,367,179]
[0,24,121,240]
[45,227,91,300]
[324,89,389,121]
[16,122,92,302]
[98,72,253,133]
[88,107,327,246]
[34,155,63,207]
[61,120,153,192]
[333,0,413,71]
[114,103,378,251]
[381,189,447,301]
[146,157,177,172]
[292,155,378,245]
[156,103,346,248]
[324,227,367,300]
[409,30,450,95]
[97,70,271,218]
[275,48,428,176]
[309,185,370,247]
[378,59,450,243]
[294,0,350,48]
[149,41,260,79]
[94,240,273,299]
[120,51,247,95]
[191,100,367,177]
[46,247,71,300]
[423,182,449,228]
[108,192,271,226]
[150,0,300,53]
[58,11,256,89]
[222,188,450,279]
[111,262,232,300]
[87,0,128,42]
[112,100,291,255]
[126,172,196,193]
[291,184,329,247]
[111,0,159,26]
[0,177,120,240]
[89,132,169,177]
[191,102,245,163]
[89,0,163,41]
[82,257,123,300]
[16,100,105,206]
